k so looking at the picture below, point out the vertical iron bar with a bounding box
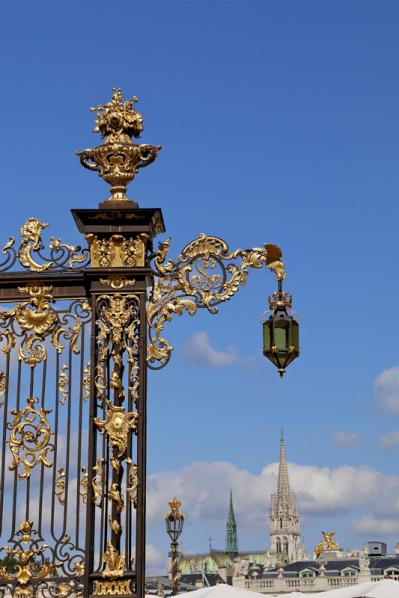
[136,292,148,598]
[37,359,47,536]
[75,322,85,548]
[83,293,97,598]
[0,350,10,536]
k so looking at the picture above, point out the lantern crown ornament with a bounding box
[77,88,161,204]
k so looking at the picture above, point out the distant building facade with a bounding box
[233,541,399,594]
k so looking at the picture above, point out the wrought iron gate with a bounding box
[0,205,163,598]
[0,88,297,598]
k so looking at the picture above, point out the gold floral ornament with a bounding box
[0,520,55,598]
[148,235,285,369]
[8,396,53,479]
[95,401,138,460]
[0,217,89,273]
[77,88,161,202]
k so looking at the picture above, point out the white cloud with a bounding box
[352,515,399,536]
[333,432,364,448]
[146,544,166,575]
[147,460,399,535]
[374,365,399,414]
[379,430,399,448]
[184,331,240,366]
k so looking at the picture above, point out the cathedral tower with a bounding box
[269,431,302,563]
[225,490,238,557]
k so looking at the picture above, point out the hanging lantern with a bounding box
[262,287,299,377]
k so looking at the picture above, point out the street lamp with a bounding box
[165,497,185,596]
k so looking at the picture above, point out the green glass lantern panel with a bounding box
[274,324,288,350]
[263,321,271,352]
[292,319,299,352]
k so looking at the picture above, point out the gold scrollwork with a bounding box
[94,402,138,459]
[0,330,15,354]
[82,361,90,402]
[148,235,284,368]
[126,458,138,508]
[93,457,105,505]
[99,276,136,289]
[80,457,104,506]
[8,396,53,479]
[0,218,89,273]
[0,288,89,367]
[102,541,125,578]
[19,218,53,272]
[0,372,6,407]
[55,468,66,505]
[0,520,55,598]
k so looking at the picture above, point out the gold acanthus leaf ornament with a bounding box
[148,234,285,369]
[8,396,53,479]
[108,483,124,513]
[102,541,125,578]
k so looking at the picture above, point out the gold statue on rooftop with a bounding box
[315,531,339,558]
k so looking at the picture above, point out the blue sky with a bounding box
[2,0,399,572]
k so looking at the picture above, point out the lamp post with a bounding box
[165,498,185,595]
[0,88,299,598]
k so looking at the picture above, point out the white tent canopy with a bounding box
[283,579,399,598]
[176,580,399,598]
[177,584,265,598]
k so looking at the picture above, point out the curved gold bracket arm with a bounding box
[147,234,285,369]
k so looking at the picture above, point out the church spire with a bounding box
[269,431,302,563]
[277,429,291,500]
[225,489,238,556]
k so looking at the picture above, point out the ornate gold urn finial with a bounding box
[77,88,161,203]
